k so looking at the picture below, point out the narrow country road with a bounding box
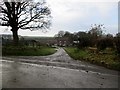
[1,48,119,88]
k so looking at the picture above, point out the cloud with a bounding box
[105,24,118,35]
[46,0,118,33]
[47,0,117,21]
[0,0,118,36]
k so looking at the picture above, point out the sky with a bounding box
[0,0,119,37]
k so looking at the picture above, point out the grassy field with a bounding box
[2,46,57,56]
[64,47,120,71]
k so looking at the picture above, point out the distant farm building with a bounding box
[1,34,72,47]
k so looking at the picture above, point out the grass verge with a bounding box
[2,46,56,56]
[64,47,120,71]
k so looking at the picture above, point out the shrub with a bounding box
[114,37,120,56]
[97,38,114,51]
[77,32,92,49]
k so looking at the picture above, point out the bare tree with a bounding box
[0,0,51,45]
[89,24,105,37]
[56,31,65,38]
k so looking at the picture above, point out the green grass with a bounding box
[64,47,88,60]
[2,46,56,56]
[64,47,120,71]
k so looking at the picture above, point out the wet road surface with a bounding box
[1,48,119,88]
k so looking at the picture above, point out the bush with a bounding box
[97,38,114,51]
[114,37,120,56]
[77,32,92,49]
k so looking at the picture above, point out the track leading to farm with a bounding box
[2,48,118,74]
[1,48,119,88]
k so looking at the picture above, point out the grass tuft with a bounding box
[64,47,120,71]
[2,46,56,56]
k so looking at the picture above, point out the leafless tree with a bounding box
[0,0,51,45]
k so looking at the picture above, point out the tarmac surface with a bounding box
[1,48,119,88]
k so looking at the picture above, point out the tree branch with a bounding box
[18,12,41,28]
[0,1,51,30]
[0,17,9,21]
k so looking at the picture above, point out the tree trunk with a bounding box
[11,28,19,46]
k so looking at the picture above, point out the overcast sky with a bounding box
[0,0,119,37]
